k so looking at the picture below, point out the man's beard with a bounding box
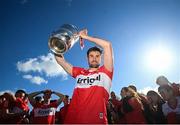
[89,63,100,68]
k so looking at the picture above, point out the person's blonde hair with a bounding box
[127,87,144,110]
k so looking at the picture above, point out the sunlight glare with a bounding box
[146,46,174,72]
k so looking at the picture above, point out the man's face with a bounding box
[18,92,25,100]
[87,51,101,68]
[120,90,127,98]
[43,92,51,100]
[111,92,116,99]
[147,95,158,104]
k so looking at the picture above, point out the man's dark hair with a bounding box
[121,87,128,93]
[15,89,26,97]
[65,95,69,99]
[87,46,102,56]
[35,96,42,102]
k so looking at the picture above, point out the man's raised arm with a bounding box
[55,54,73,76]
[79,29,113,72]
[28,90,43,106]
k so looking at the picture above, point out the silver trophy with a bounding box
[48,24,79,55]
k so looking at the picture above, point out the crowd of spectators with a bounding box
[107,76,180,124]
[0,75,179,124]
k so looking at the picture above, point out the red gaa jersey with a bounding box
[124,97,146,124]
[32,101,58,124]
[13,98,29,113]
[59,104,69,123]
[64,65,113,124]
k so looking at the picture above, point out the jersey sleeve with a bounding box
[72,67,84,78]
[99,65,113,80]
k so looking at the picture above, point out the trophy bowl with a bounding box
[48,24,79,55]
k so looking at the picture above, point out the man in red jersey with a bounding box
[28,89,64,124]
[110,91,120,110]
[58,95,70,123]
[55,29,114,124]
[13,90,29,113]
[0,92,28,124]
[13,90,29,123]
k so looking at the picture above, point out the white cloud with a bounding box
[17,53,67,77]
[23,75,48,85]
[0,90,14,96]
[138,86,158,95]
[17,53,68,84]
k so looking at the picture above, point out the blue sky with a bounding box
[0,0,180,100]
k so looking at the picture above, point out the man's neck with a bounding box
[88,67,98,72]
[44,99,50,105]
